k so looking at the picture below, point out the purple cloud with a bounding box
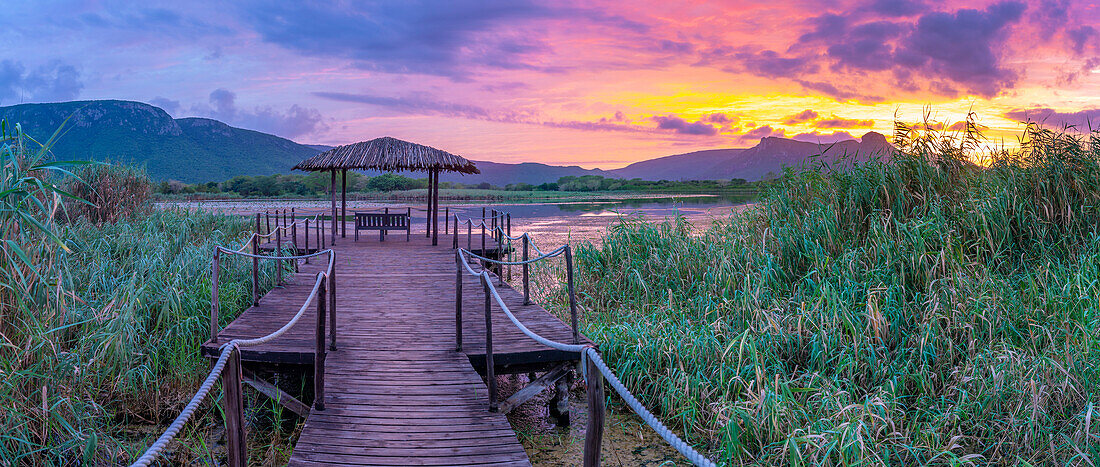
[783,109,819,125]
[738,125,785,144]
[1004,107,1100,131]
[194,88,327,139]
[0,60,83,104]
[651,115,719,136]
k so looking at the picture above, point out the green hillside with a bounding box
[0,100,322,183]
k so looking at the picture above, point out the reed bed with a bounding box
[566,120,1100,465]
[0,121,294,463]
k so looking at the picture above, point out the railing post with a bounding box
[304,219,310,264]
[506,214,512,281]
[522,235,530,305]
[455,249,463,352]
[453,215,458,249]
[210,249,220,341]
[329,259,337,351]
[315,275,327,411]
[481,222,486,264]
[497,229,503,284]
[252,214,260,306]
[292,212,298,272]
[275,227,283,286]
[265,211,271,235]
[445,207,449,235]
[467,220,472,250]
[482,274,497,412]
[222,346,247,467]
[566,245,579,344]
[584,349,605,467]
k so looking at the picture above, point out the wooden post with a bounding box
[265,211,271,235]
[467,220,472,251]
[584,352,605,467]
[522,235,530,305]
[426,170,433,237]
[283,209,288,230]
[222,347,247,467]
[275,228,283,286]
[341,169,347,238]
[210,249,220,341]
[566,245,579,344]
[432,169,440,246]
[506,214,512,281]
[445,207,449,236]
[330,170,337,245]
[455,249,463,352]
[304,219,310,264]
[314,275,327,411]
[292,212,299,272]
[329,261,337,351]
[481,223,486,267]
[497,228,503,284]
[482,275,497,412]
[252,214,260,306]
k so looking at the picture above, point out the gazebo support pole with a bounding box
[432,168,440,246]
[426,169,433,237]
[341,169,347,238]
[330,169,337,245]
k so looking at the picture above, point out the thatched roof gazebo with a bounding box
[293,136,480,246]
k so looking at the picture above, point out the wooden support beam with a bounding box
[330,170,337,245]
[584,354,605,467]
[497,362,571,414]
[432,168,440,246]
[341,169,347,238]
[242,367,311,418]
[222,348,247,467]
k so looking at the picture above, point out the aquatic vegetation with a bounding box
[571,118,1100,464]
[0,120,290,463]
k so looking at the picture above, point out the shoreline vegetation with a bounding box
[153,172,764,201]
[549,117,1100,464]
[4,114,1100,464]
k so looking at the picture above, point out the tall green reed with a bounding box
[569,118,1100,465]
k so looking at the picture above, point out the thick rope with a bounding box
[460,245,566,265]
[585,348,716,467]
[130,262,331,466]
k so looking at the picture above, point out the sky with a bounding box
[0,0,1098,169]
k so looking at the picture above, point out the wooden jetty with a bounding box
[203,223,587,465]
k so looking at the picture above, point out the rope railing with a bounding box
[132,244,336,467]
[452,210,716,467]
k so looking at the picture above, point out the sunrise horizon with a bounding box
[2,0,1097,170]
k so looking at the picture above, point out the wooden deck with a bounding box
[203,227,586,465]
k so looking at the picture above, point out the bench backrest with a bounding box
[355,212,409,229]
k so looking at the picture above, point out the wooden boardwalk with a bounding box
[204,228,586,465]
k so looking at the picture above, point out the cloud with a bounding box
[734,49,818,78]
[149,97,181,115]
[314,91,500,120]
[651,115,719,136]
[896,1,1026,97]
[866,0,926,17]
[783,109,819,125]
[738,125,785,144]
[795,80,884,103]
[1003,107,1100,130]
[812,115,875,128]
[703,113,737,124]
[194,88,327,139]
[1068,26,1097,55]
[792,131,857,143]
[0,60,83,103]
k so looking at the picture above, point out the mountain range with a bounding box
[0,100,894,184]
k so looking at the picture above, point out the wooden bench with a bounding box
[355,209,411,242]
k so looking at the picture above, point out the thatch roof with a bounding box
[292,136,479,174]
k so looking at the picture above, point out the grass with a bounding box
[556,118,1100,465]
[0,120,299,463]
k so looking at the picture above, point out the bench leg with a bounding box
[380,230,384,242]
